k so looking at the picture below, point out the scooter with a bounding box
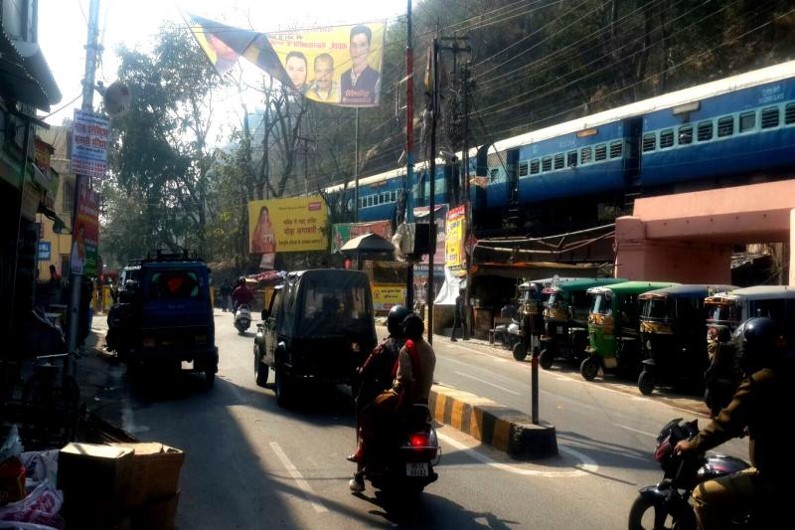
[234,304,252,334]
[629,418,757,529]
[360,404,441,495]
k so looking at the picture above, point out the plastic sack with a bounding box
[18,452,58,490]
[0,481,64,530]
[0,427,23,463]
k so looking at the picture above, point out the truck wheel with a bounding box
[512,342,528,361]
[255,344,269,387]
[205,370,216,388]
[580,357,599,381]
[539,348,554,370]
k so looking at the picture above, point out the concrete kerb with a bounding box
[429,384,558,460]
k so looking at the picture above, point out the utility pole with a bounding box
[66,0,101,353]
[426,36,438,345]
[354,109,359,222]
[405,0,415,310]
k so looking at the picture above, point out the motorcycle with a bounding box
[361,404,441,495]
[234,304,252,334]
[629,418,755,529]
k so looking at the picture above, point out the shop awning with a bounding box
[0,30,61,110]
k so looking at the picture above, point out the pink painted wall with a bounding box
[614,181,795,284]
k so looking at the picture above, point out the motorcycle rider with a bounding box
[675,316,794,529]
[231,277,254,313]
[349,312,436,492]
[347,305,410,467]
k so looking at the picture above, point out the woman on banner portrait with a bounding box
[251,205,277,255]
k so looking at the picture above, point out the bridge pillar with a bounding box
[614,216,733,283]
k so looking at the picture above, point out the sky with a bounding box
[37,0,408,128]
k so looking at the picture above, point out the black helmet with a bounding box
[733,317,781,373]
[238,277,246,286]
[402,313,424,340]
[387,304,411,336]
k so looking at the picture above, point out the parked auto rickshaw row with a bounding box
[507,277,795,399]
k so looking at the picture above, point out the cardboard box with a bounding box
[131,491,180,530]
[58,443,135,529]
[57,442,134,501]
[110,442,185,508]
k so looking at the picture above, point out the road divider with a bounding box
[429,384,558,460]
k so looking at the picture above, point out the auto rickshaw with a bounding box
[582,281,679,381]
[636,284,737,396]
[512,277,576,361]
[703,285,795,415]
[538,278,626,370]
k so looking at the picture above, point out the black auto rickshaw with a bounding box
[512,278,576,361]
[636,284,736,396]
[538,278,626,370]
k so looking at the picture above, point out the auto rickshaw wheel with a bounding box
[637,370,655,396]
[512,342,528,361]
[539,349,554,370]
[580,357,599,381]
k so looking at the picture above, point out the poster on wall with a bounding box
[70,185,100,276]
[331,220,393,253]
[248,196,329,269]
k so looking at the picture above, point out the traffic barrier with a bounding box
[429,384,558,460]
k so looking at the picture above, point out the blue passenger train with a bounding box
[323,60,795,237]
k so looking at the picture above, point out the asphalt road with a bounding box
[86,311,749,529]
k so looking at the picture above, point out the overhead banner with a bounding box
[248,196,329,266]
[331,220,392,254]
[187,13,384,107]
[70,109,110,180]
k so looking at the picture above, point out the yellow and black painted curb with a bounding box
[429,384,558,460]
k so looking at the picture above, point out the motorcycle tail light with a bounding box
[410,433,431,448]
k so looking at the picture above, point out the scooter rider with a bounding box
[231,277,254,313]
[349,312,436,492]
[675,317,795,529]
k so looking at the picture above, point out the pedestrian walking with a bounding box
[451,290,467,341]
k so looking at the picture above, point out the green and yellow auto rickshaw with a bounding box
[538,278,626,370]
[582,281,679,381]
[636,284,736,396]
[511,277,577,361]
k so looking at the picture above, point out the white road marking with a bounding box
[437,430,597,478]
[446,342,509,361]
[454,371,522,395]
[614,424,657,438]
[270,442,329,513]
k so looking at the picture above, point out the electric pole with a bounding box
[66,0,101,353]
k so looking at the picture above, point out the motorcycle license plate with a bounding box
[406,462,429,477]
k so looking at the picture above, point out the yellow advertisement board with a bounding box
[248,196,329,256]
[372,284,406,313]
[445,204,466,275]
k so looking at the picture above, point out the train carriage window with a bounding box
[594,144,607,161]
[530,159,540,174]
[580,147,592,164]
[361,197,366,209]
[642,133,656,152]
[761,107,780,129]
[541,156,552,172]
[697,121,713,142]
[659,129,674,149]
[391,191,397,202]
[567,150,578,167]
[717,116,734,137]
[554,154,564,170]
[739,112,756,133]
[678,125,693,145]
[518,162,529,176]
[609,141,622,158]
[489,168,499,180]
[786,103,795,125]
